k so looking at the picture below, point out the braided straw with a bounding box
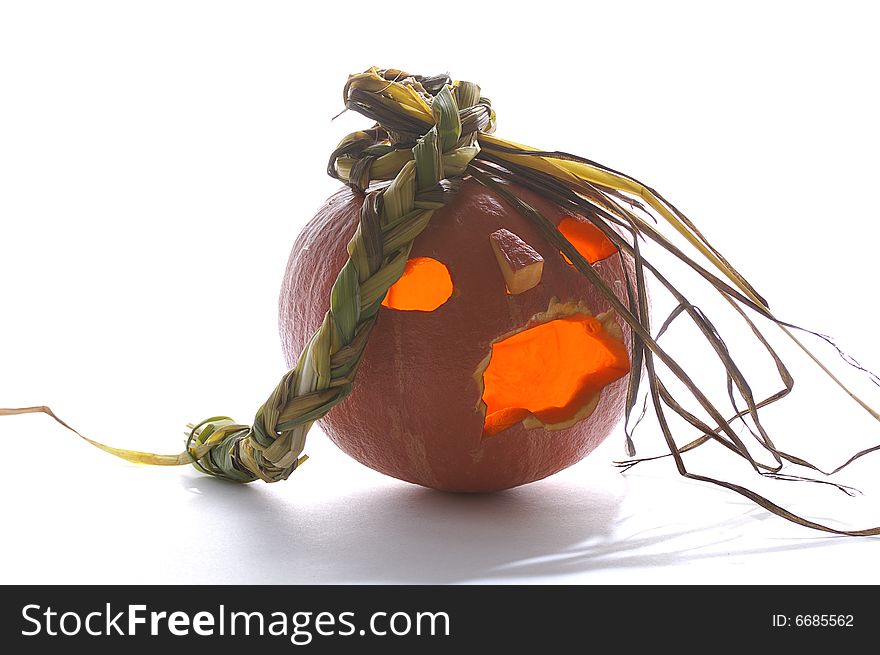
[187,70,492,482]
[1,68,493,483]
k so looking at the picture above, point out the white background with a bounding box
[1,1,879,584]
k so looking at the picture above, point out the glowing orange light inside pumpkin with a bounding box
[382,257,453,311]
[557,217,618,265]
[480,314,630,436]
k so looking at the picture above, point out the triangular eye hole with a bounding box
[381,257,453,312]
[557,217,617,265]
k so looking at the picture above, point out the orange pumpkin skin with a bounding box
[279,178,633,492]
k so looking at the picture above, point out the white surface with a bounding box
[1,1,879,584]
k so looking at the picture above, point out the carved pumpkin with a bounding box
[280,178,632,491]
[11,67,875,534]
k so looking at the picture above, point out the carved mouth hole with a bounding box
[478,311,629,437]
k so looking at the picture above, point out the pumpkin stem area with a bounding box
[381,257,453,311]
[478,311,630,437]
